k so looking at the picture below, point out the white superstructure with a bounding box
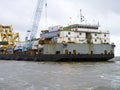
[40,24,110,44]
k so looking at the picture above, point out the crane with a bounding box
[23,0,45,52]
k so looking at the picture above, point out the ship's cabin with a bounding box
[40,24,110,44]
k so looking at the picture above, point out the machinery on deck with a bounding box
[0,25,20,54]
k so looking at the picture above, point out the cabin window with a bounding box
[57,34,60,37]
[69,52,71,54]
[79,32,82,35]
[104,34,106,37]
[104,40,106,42]
[95,39,97,42]
[56,51,60,54]
[68,38,71,40]
[68,32,71,35]
[95,33,97,36]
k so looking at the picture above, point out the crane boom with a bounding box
[30,0,44,41]
[23,0,45,51]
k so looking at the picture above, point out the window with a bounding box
[104,34,106,37]
[68,38,71,40]
[95,33,97,36]
[68,32,71,35]
[104,50,107,54]
[57,34,60,37]
[79,32,81,35]
[56,51,60,54]
[69,52,71,54]
[95,39,97,42]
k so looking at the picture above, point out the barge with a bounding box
[0,24,115,61]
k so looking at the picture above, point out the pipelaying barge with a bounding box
[0,0,115,62]
[0,24,115,61]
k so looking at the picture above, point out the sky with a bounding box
[0,0,119,56]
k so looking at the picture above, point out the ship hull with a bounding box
[0,54,114,61]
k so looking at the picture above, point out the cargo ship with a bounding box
[0,24,115,61]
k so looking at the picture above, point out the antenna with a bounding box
[69,17,72,25]
[80,9,84,23]
[79,9,88,24]
[45,0,47,24]
[98,21,100,27]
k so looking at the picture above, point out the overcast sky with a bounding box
[0,0,119,56]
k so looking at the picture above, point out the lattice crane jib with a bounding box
[24,0,45,51]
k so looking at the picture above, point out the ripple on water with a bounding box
[0,77,4,81]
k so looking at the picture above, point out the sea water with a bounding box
[0,57,120,90]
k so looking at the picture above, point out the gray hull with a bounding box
[0,43,115,61]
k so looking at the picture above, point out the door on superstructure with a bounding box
[73,50,76,54]
[65,50,68,54]
[86,32,92,44]
[104,50,107,55]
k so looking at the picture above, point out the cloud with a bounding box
[0,0,37,39]
[66,0,120,13]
